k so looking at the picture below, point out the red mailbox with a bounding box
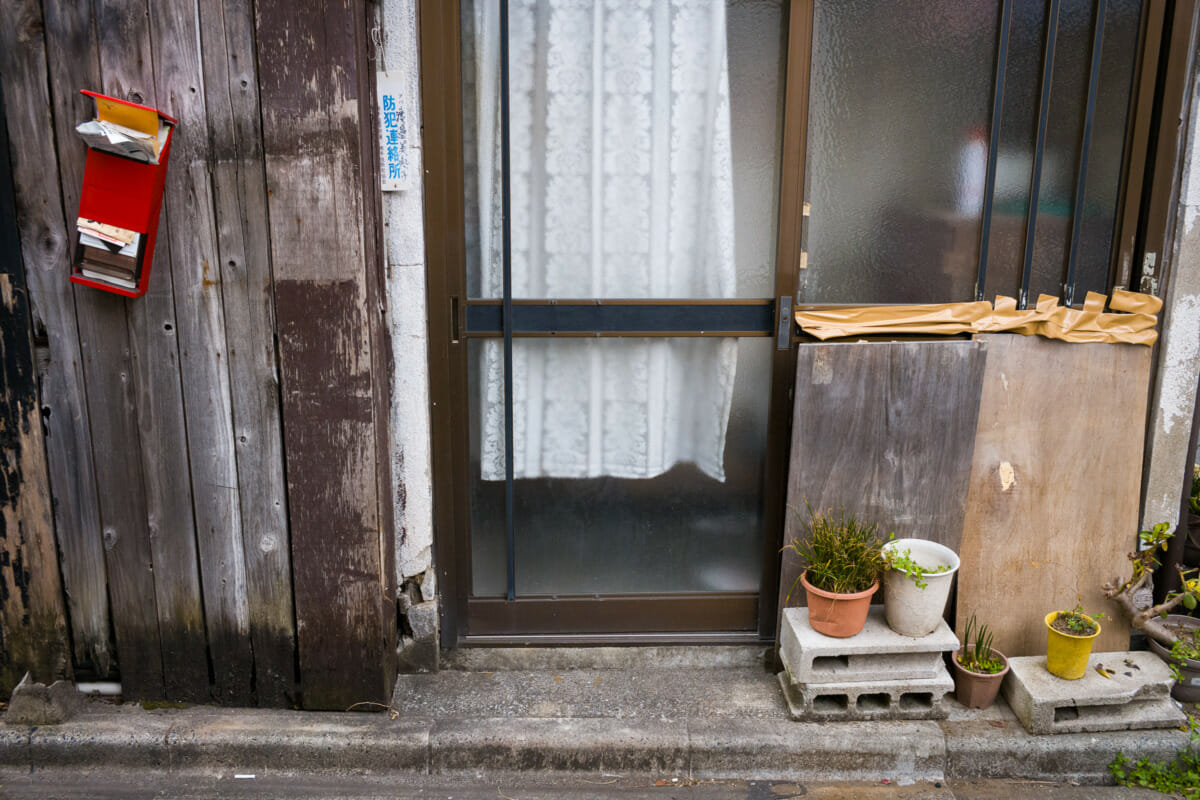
[70,90,175,298]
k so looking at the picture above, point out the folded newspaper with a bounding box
[75,118,168,164]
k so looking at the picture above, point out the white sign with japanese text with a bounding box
[377,73,411,192]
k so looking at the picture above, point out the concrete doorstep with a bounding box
[0,662,1193,785]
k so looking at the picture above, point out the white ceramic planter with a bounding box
[881,538,960,637]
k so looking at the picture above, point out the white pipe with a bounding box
[75,681,122,696]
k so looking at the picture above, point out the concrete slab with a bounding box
[429,717,688,775]
[3,662,1194,785]
[781,607,959,684]
[440,645,766,671]
[166,709,430,773]
[944,712,1192,784]
[1003,652,1185,735]
[688,717,946,782]
[30,709,173,769]
[0,725,30,767]
[779,672,955,721]
[393,666,785,719]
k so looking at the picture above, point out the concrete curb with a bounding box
[0,704,1192,784]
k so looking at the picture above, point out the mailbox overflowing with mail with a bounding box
[70,90,175,297]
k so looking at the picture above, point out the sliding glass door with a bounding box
[446,0,792,638]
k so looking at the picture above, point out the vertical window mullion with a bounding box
[976,0,1014,301]
[1019,0,1061,309]
[1065,0,1108,306]
[500,0,517,602]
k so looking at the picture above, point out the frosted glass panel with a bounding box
[802,0,1001,304]
[469,337,769,596]
[461,0,785,299]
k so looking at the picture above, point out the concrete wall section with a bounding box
[1143,54,1200,536]
[380,0,434,589]
[380,0,438,671]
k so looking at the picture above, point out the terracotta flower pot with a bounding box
[951,647,1009,709]
[801,571,878,638]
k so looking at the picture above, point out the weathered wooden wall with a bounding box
[0,0,395,708]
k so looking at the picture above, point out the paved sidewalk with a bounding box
[0,770,1170,798]
[0,658,1193,786]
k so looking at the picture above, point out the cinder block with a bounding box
[780,606,959,684]
[1002,651,1185,735]
[778,671,954,721]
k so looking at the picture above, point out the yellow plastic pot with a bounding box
[1045,611,1100,680]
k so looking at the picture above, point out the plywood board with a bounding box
[956,334,1150,656]
[779,340,987,624]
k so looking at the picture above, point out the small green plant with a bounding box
[1051,604,1106,636]
[957,614,1005,674]
[882,545,951,590]
[1190,464,1200,515]
[1166,628,1200,682]
[1110,717,1200,798]
[783,504,884,599]
[1173,628,1200,662]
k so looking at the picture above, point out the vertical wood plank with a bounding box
[77,0,206,701]
[44,0,206,702]
[147,0,255,705]
[87,0,211,702]
[358,0,397,671]
[0,81,73,692]
[0,0,113,676]
[778,340,988,628]
[957,335,1148,656]
[196,0,297,707]
[256,0,396,709]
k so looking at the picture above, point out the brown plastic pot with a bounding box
[950,647,1009,709]
[800,571,878,638]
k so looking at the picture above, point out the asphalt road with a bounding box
[0,771,1168,799]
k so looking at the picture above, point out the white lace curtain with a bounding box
[475,0,739,482]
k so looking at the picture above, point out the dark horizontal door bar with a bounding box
[465,300,775,336]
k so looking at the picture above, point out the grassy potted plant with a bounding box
[783,505,884,638]
[951,614,1009,708]
[880,538,960,637]
[1045,605,1103,680]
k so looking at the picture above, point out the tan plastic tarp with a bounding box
[794,289,1161,346]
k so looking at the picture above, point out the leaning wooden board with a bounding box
[956,334,1149,656]
[779,340,987,628]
